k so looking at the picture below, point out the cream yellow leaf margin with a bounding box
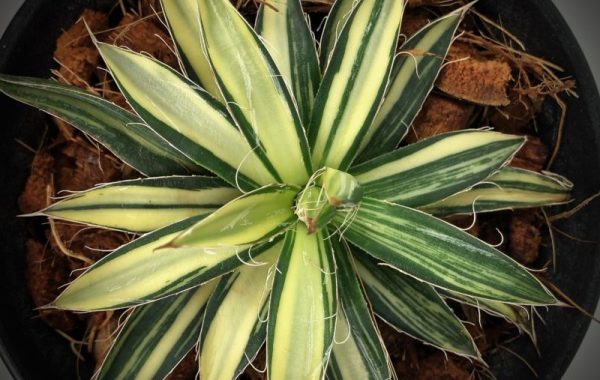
[55,186,293,311]
[267,225,337,380]
[40,176,239,233]
[200,245,281,380]
[256,0,321,126]
[309,0,404,170]
[160,0,223,101]
[97,282,217,380]
[198,0,312,185]
[98,43,275,190]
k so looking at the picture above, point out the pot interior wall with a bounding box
[0,2,119,379]
[475,1,600,378]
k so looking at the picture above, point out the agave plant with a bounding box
[0,0,574,378]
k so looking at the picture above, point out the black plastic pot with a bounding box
[1,1,599,379]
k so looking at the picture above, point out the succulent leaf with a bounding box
[351,130,525,206]
[198,0,312,185]
[319,167,363,207]
[318,0,358,70]
[358,5,468,161]
[267,224,336,380]
[296,168,362,233]
[256,0,321,126]
[309,0,404,170]
[0,74,196,176]
[41,176,240,233]
[421,167,573,215]
[97,282,216,380]
[167,184,297,248]
[199,245,280,380]
[354,253,478,357]
[340,197,557,305]
[160,0,223,101]
[295,185,337,233]
[53,214,281,311]
[328,239,393,380]
[441,289,536,341]
[97,43,276,190]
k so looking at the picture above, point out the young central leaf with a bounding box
[167,185,298,248]
[296,168,362,233]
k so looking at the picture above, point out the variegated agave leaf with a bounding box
[0,1,574,379]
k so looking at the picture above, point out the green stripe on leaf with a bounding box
[97,283,216,380]
[0,74,196,176]
[256,0,321,126]
[358,5,469,161]
[328,238,393,380]
[53,213,281,311]
[198,0,312,185]
[339,197,557,305]
[318,0,358,70]
[309,0,404,170]
[200,244,280,380]
[97,43,276,190]
[352,130,525,206]
[41,176,240,233]
[421,167,572,215]
[354,253,478,357]
[161,0,223,100]
[267,225,336,380]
